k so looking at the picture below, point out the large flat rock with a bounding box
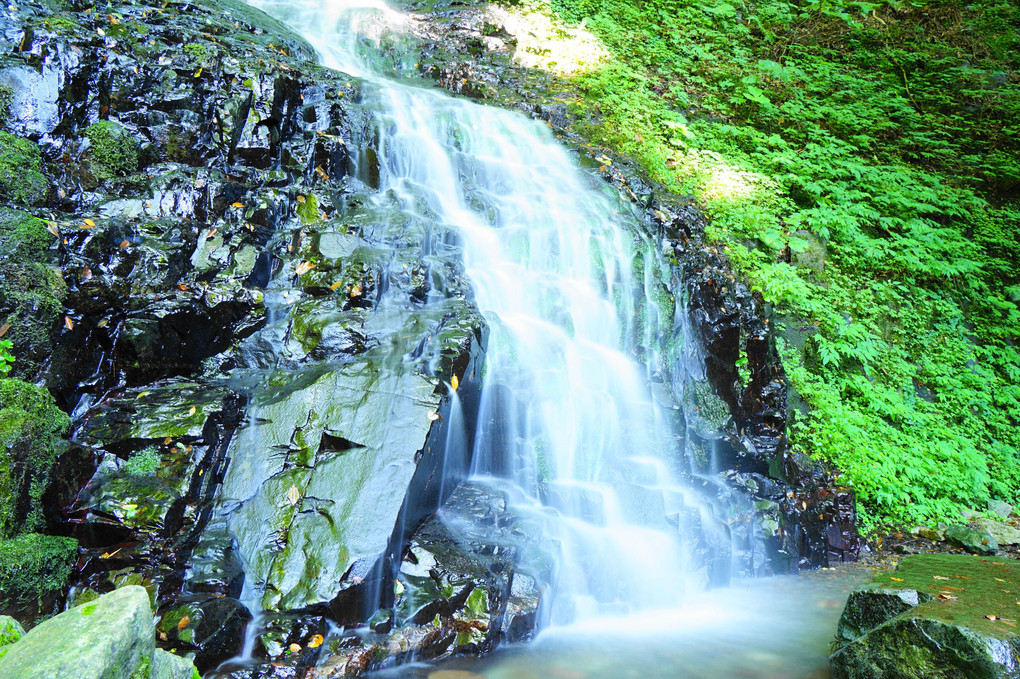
[830,554,1020,678]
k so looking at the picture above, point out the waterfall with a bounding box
[238,0,738,625]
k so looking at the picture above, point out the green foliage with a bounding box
[0,533,78,616]
[0,379,71,538]
[0,132,46,205]
[543,0,1020,529]
[0,341,12,377]
[84,120,139,180]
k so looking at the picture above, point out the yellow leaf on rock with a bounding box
[64,316,74,330]
[330,281,341,291]
[889,577,904,582]
[296,195,306,203]
[350,284,362,297]
[295,261,315,276]
[178,615,190,630]
[188,406,196,415]
[451,374,459,391]
[231,202,245,208]
[287,485,301,505]
[308,634,323,649]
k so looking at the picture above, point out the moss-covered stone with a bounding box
[830,554,1020,679]
[84,120,140,180]
[0,379,71,537]
[0,132,46,205]
[0,615,24,658]
[0,209,54,263]
[0,261,66,379]
[0,533,78,620]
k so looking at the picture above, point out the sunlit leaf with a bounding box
[231,202,245,208]
[178,615,190,630]
[451,374,459,391]
[188,406,196,415]
[330,281,341,291]
[308,634,323,649]
[295,261,315,276]
[287,485,301,505]
[64,316,74,330]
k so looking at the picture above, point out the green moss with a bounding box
[183,43,210,61]
[0,132,46,205]
[0,379,71,537]
[0,261,66,379]
[0,209,54,263]
[123,446,161,476]
[0,533,78,616]
[0,617,24,647]
[84,120,139,180]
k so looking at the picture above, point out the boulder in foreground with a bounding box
[830,554,1020,678]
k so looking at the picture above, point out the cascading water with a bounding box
[234,0,741,627]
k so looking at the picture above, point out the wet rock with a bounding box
[310,481,545,676]
[830,555,1020,679]
[945,524,998,555]
[912,525,945,542]
[157,593,252,672]
[0,533,78,622]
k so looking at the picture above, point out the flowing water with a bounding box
[215,0,858,674]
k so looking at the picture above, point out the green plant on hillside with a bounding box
[521,0,1020,529]
[0,340,12,377]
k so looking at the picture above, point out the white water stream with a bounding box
[243,0,731,625]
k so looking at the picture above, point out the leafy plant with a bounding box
[0,340,12,377]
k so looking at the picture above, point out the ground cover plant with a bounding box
[509,0,1020,529]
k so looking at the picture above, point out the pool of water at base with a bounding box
[366,565,875,679]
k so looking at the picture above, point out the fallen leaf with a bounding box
[986,614,999,620]
[97,318,109,328]
[231,202,245,208]
[188,406,197,415]
[427,412,441,421]
[938,593,958,601]
[178,284,189,291]
[64,316,74,330]
[933,576,951,581]
[350,284,362,297]
[296,195,306,203]
[451,374,459,391]
[99,548,122,559]
[119,239,129,248]
[83,266,93,280]
[108,14,120,24]
[287,485,301,506]
[308,634,323,649]
[315,165,329,180]
[178,615,190,630]
[208,228,217,237]
[46,222,60,236]
[164,437,172,445]
[889,577,904,582]
[295,261,315,276]
[159,632,167,641]
[193,67,202,78]
[330,281,342,291]
[0,324,8,338]
[289,643,301,654]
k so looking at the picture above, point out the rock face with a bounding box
[0,585,198,679]
[830,554,1020,678]
[0,0,483,659]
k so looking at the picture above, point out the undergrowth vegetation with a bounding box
[524,0,1020,529]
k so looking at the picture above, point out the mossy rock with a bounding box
[0,615,24,658]
[84,120,140,180]
[0,209,55,263]
[0,261,66,379]
[0,132,46,205]
[830,554,1020,678]
[0,379,71,537]
[0,533,78,621]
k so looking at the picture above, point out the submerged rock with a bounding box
[830,554,1020,678]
